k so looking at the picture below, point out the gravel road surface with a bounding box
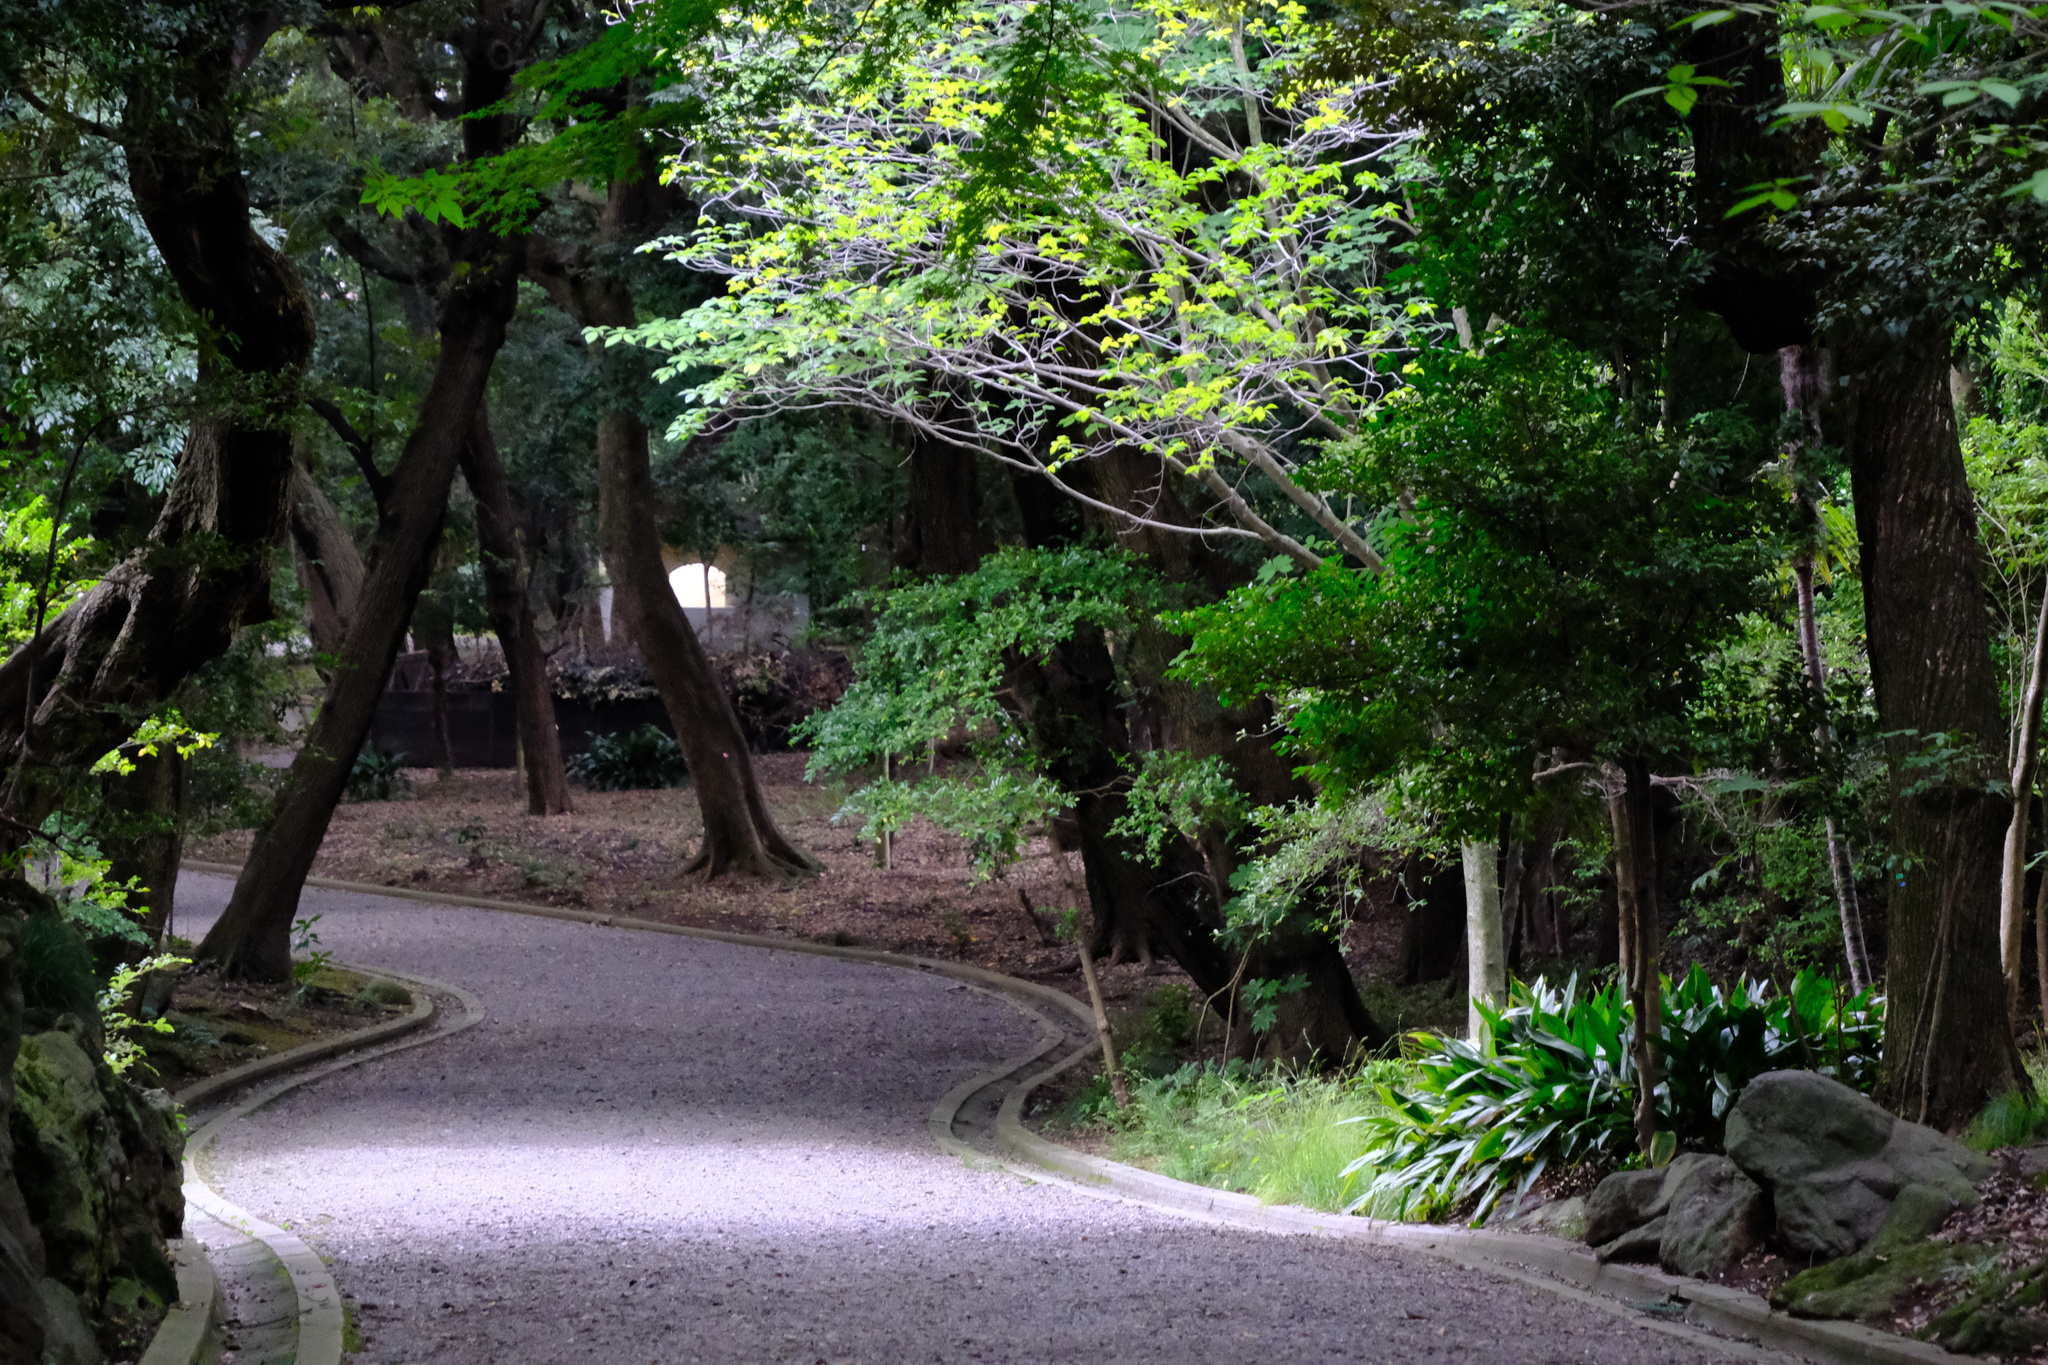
[176,871,1767,1365]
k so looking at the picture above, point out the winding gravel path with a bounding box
[176,870,1768,1365]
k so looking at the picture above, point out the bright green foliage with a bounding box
[1347,970,1882,1223]
[1345,976,1640,1223]
[802,544,1157,869]
[566,726,690,792]
[1217,793,1420,945]
[801,545,1155,767]
[22,816,151,947]
[1175,332,1792,826]
[613,0,1402,565]
[87,710,216,777]
[1109,751,1250,863]
[1658,966,1883,1147]
[98,953,184,1077]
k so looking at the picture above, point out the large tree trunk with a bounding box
[527,189,815,877]
[198,235,525,979]
[461,408,572,816]
[0,98,315,821]
[1838,329,2024,1124]
[597,412,818,877]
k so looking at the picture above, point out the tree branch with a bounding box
[307,397,392,508]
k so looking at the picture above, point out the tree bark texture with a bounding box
[527,202,816,878]
[597,412,818,878]
[0,71,315,822]
[460,408,572,816]
[198,235,526,979]
[1839,329,2024,1123]
[1463,838,1505,1042]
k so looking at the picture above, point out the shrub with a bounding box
[566,725,688,791]
[1345,969,1882,1224]
[347,748,411,802]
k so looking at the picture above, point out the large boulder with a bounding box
[1725,1070,1990,1259]
[9,1026,182,1340]
[1583,1155,1764,1277]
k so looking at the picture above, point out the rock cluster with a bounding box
[1581,1070,1990,1284]
[1,889,187,1365]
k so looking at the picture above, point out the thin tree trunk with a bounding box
[1841,329,2025,1124]
[1462,838,1505,1042]
[1607,757,1661,1155]
[1793,551,1874,992]
[597,412,818,878]
[2002,583,2048,1018]
[460,408,571,816]
[197,239,525,979]
[287,460,365,664]
[411,591,458,776]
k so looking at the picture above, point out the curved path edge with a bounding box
[981,1049,1959,1365]
[175,961,487,1365]
[177,864,1949,1365]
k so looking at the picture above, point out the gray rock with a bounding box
[1583,1169,1670,1246]
[1725,1070,1991,1259]
[35,1279,98,1365]
[1596,1215,1667,1264]
[1657,1155,1763,1278]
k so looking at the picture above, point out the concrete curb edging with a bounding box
[177,964,487,1365]
[173,982,437,1113]
[135,1237,219,1365]
[985,1051,1959,1365]
[176,865,1955,1364]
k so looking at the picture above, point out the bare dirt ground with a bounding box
[190,756,1196,1021]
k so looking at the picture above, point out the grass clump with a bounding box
[1965,1053,2048,1151]
[1099,1059,1409,1212]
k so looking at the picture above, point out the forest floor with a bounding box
[189,754,1460,1033]
[140,963,413,1092]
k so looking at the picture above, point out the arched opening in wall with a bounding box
[669,562,728,609]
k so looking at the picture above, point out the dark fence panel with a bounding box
[367,691,674,769]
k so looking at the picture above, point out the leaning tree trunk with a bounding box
[596,412,817,877]
[1840,328,2025,1125]
[460,408,572,816]
[197,237,526,980]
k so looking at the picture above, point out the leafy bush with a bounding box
[347,748,411,802]
[566,725,688,791]
[1345,969,1882,1224]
